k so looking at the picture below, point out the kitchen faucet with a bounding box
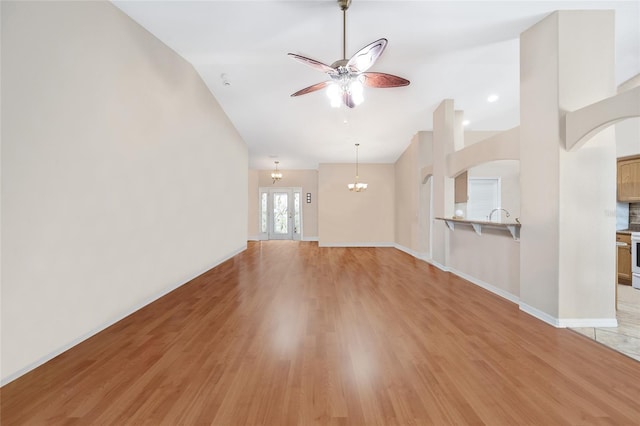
[488,208,510,222]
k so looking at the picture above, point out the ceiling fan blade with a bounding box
[290,81,331,97]
[362,72,410,88]
[346,38,388,73]
[287,53,337,75]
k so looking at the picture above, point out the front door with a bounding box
[259,187,302,240]
[270,190,292,240]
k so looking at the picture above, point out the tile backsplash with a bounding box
[618,202,630,229]
[630,203,640,226]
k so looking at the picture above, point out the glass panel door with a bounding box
[271,191,292,239]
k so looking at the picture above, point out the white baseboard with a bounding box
[394,244,520,307]
[318,241,395,248]
[0,243,248,386]
[272,243,616,330]
[558,318,618,328]
[449,267,520,305]
[249,236,318,242]
[393,244,428,261]
[392,245,565,328]
[392,244,448,271]
[519,302,619,328]
[518,302,561,327]
[423,258,450,272]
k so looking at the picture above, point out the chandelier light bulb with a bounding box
[271,161,283,184]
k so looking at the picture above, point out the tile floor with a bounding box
[571,284,640,361]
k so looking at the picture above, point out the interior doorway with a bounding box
[259,187,303,240]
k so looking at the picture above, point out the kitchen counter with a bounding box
[616,228,640,235]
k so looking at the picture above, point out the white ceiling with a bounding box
[112,1,640,170]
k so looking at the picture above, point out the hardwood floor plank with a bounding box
[2,241,640,425]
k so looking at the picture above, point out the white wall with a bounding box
[1,1,248,383]
[318,164,394,246]
[616,118,640,158]
[449,228,520,299]
[616,75,640,158]
[248,169,260,238]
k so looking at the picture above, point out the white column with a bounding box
[519,11,616,325]
[431,100,455,268]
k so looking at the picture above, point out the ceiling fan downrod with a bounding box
[339,0,351,60]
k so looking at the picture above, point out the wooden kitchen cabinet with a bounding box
[617,156,640,201]
[616,232,631,285]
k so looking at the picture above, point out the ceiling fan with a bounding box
[288,0,410,108]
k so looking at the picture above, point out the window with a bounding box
[260,192,268,234]
[467,178,500,221]
[294,192,300,235]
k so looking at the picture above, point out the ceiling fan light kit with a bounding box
[288,0,409,109]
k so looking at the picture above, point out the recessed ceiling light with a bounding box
[462,120,470,126]
[487,94,499,103]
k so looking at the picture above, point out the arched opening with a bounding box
[568,113,640,356]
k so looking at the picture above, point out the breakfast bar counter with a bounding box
[436,217,521,240]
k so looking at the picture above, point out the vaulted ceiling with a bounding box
[112,1,640,169]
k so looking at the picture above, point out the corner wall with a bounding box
[1,1,248,383]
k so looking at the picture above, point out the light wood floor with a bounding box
[2,241,640,425]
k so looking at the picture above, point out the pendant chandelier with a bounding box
[347,143,367,192]
[271,161,283,183]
